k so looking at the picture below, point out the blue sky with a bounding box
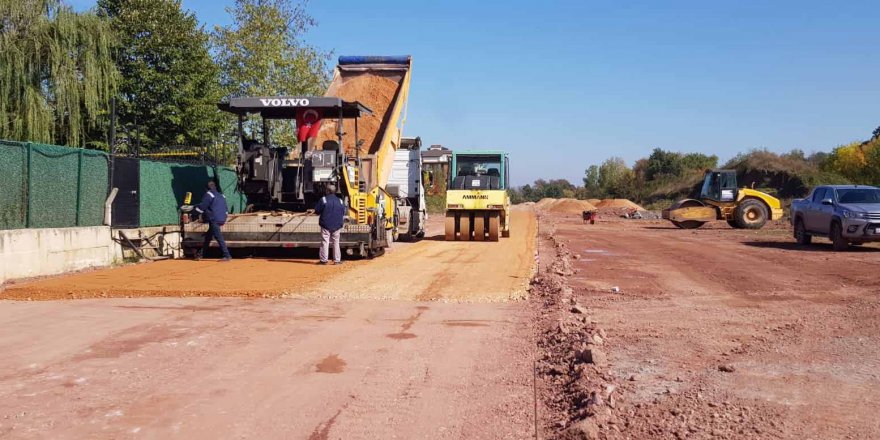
[69,0,880,185]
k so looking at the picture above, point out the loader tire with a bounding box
[734,199,768,230]
[727,219,741,229]
[445,212,457,241]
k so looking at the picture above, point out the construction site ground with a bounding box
[0,209,538,439]
[538,214,880,439]
[2,208,880,439]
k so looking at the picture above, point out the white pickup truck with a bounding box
[790,185,880,250]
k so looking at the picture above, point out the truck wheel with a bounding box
[794,218,812,245]
[726,219,741,229]
[734,199,768,229]
[830,222,849,251]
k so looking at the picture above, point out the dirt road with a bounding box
[2,210,535,302]
[0,209,538,439]
[541,214,880,439]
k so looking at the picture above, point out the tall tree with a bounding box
[97,0,223,151]
[0,0,117,147]
[212,0,330,100]
[583,165,601,196]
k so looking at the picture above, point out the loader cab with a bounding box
[448,151,509,191]
[699,170,738,202]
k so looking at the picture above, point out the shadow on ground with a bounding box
[742,241,880,253]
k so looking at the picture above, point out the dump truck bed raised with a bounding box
[315,56,412,192]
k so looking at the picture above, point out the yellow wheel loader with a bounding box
[444,150,511,241]
[662,169,784,230]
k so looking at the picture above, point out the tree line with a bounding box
[0,0,328,155]
[510,126,880,205]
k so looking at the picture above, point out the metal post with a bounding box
[354,116,359,162]
[109,97,116,196]
[75,149,83,226]
[337,107,344,145]
[135,115,140,157]
[25,144,32,228]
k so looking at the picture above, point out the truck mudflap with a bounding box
[182,212,386,257]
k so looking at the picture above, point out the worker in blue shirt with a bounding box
[315,184,345,265]
[193,180,231,261]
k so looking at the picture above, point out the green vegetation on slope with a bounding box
[510,126,880,207]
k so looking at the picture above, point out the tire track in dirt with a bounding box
[312,208,537,302]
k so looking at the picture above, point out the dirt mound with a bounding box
[541,198,597,214]
[316,73,401,156]
[595,199,644,211]
[536,198,558,208]
[586,198,601,206]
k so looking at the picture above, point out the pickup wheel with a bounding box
[830,222,849,251]
[734,199,769,229]
[794,218,812,245]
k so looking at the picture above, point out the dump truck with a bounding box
[662,169,784,229]
[181,56,418,258]
[444,150,511,241]
[388,136,427,241]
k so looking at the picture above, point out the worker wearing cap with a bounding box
[194,180,231,261]
[315,184,345,265]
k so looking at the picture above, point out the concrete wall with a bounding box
[0,226,115,284]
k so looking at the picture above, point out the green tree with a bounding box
[212,0,331,146]
[583,165,601,196]
[0,0,117,147]
[680,152,717,171]
[823,142,868,182]
[864,139,880,185]
[645,148,683,180]
[97,0,223,151]
[213,0,330,99]
[598,157,630,192]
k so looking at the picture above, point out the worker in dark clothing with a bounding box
[315,184,345,265]
[194,180,231,261]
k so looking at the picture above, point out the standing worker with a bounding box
[315,184,345,265]
[194,180,231,262]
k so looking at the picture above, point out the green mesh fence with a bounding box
[0,141,109,229]
[138,160,246,227]
[0,141,28,229]
[78,150,111,226]
[0,138,244,230]
[215,167,247,214]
